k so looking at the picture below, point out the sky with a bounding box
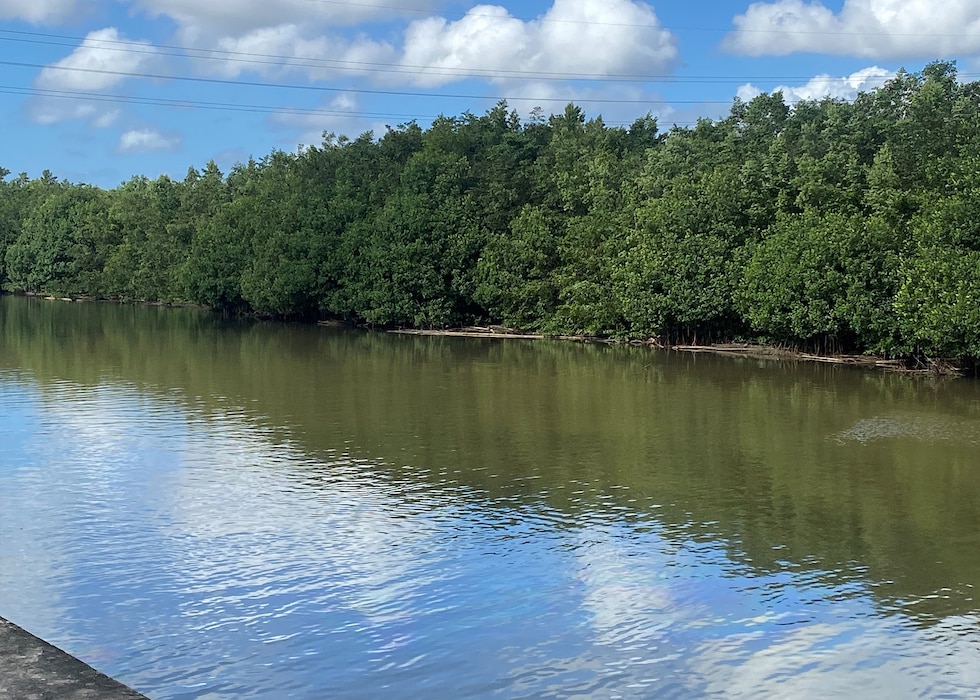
[1,0,979,187]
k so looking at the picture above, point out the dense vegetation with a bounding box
[2,62,978,362]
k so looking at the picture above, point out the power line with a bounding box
[0,31,670,83]
[0,31,858,84]
[1,84,704,128]
[5,30,965,87]
[0,85,431,120]
[1,60,737,104]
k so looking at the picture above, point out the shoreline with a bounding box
[12,290,206,310]
[390,327,969,377]
[5,292,971,378]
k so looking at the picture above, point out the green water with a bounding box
[1,294,978,698]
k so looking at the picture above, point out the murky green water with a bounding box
[1,294,979,698]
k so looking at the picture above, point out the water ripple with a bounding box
[2,372,979,699]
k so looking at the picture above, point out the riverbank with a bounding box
[13,290,205,310]
[5,292,972,378]
[0,617,148,699]
[390,327,971,377]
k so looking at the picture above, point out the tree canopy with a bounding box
[3,62,978,363]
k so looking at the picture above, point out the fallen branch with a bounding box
[390,328,545,339]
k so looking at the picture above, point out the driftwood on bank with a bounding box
[385,330,967,377]
[16,293,966,376]
[390,326,546,340]
[673,344,961,375]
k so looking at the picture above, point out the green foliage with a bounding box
[617,160,751,341]
[5,63,979,363]
[351,149,481,327]
[103,175,188,301]
[894,194,980,357]
[0,168,22,288]
[740,213,902,351]
[895,248,980,359]
[179,200,246,310]
[5,184,111,295]
[475,205,559,329]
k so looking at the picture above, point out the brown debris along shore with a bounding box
[386,329,966,377]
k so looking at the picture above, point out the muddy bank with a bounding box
[389,327,971,378]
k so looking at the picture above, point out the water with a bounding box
[1,294,979,699]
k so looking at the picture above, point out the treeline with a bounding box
[2,61,978,361]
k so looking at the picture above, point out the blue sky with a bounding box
[2,0,979,187]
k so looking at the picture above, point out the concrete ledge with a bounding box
[0,617,149,699]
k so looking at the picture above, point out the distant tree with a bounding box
[3,67,978,364]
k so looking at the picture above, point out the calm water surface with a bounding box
[1,295,979,699]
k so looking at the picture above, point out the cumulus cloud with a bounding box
[118,128,181,153]
[117,0,680,147]
[272,93,388,149]
[202,24,397,80]
[131,0,439,34]
[147,0,676,87]
[724,0,980,58]
[399,0,678,87]
[0,0,78,24]
[26,98,97,125]
[91,109,121,128]
[737,66,895,103]
[35,27,159,91]
[465,79,676,131]
[25,96,121,127]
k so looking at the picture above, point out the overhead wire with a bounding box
[0,85,434,121]
[1,31,674,83]
[0,60,743,104]
[0,84,704,128]
[2,0,968,184]
[2,29,976,84]
[1,5,970,140]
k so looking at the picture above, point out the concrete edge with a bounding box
[0,616,150,699]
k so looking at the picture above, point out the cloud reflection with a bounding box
[2,373,979,699]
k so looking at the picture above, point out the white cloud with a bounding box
[737,84,765,102]
[724,0,980,58]
[91,109,121,128]
[399,0,678,87]
[35,27,159,91]
[25,96,120,128]
[330,93,358,112]
[26,98,97,125]
[132,0,439,34]
[0,0,78,24]
[118,128,181,153]
[465,79,676,131]
[737,66,895,103]
[201,23,397,80]
[154,0,676,88]
[272,93,387,149]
